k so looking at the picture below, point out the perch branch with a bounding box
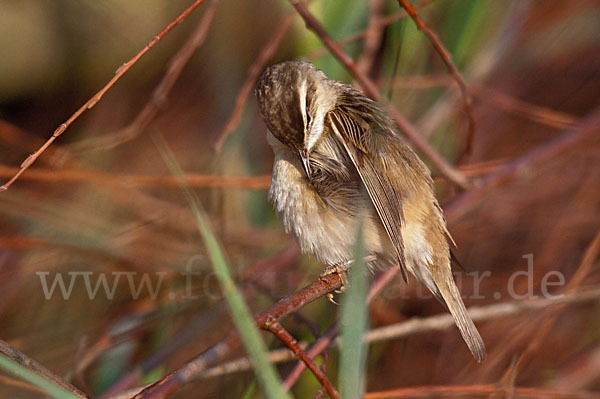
[125,272,343,399]
[283,267,399,390]
[185,284,600,382]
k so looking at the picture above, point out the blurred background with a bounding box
[1,0,599,397]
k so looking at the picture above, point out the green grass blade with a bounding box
[446,0,490,67]
[0,346,84,399]
[153,134,291,399]
[339,222,369,399]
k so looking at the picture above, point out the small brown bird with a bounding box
[255,61,485,362]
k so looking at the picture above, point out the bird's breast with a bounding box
[268,141,389,266]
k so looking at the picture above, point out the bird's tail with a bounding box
[429,269,487,363]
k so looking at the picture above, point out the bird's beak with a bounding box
[299,149,311,178]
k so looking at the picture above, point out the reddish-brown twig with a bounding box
[395,0,476,159]
[0,120,199,237]
[549,346,600,390]
[74,0,220,154]
[361,287,600,345]
[0,165,270,190]
[355,0,385,75]
[189,285,600,382]
[0,0,208,193]
[306,0,437,61]
[432,158,508,183]
[98,246,298,398]
[262,320,339,398]
[0,339,88,398]
[252,272,342,332]
[283,323,340,391]
[388,76,577,129]
[0,120,71,167]
[472,83,576,129]
[124,272,343,399]
[364,384,600,399]
[0,375,47,396]
[499,228,600,385]
[127,269,400,397]
[289,0,470,189]
[213,11,296,152]
[445,106,600,223]
[283,268,399,391]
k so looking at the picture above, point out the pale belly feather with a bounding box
[267,133,436,279]
[269,149,399,268]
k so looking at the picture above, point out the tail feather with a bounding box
[431,271,487,363]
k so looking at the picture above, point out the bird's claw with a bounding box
[322,261,351,304]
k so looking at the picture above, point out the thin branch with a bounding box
[182,270,400,389]
[0,0,208,192]
[567,228,600,291]
[445,106,600,223]
[361,287,600,345]
[122,273,343,399]
[253,274,342,325]
[472,83,576,129]
[100,246,298,398]
[0,165,270,190]
[388,76,577,129]
[117,269,399,397]
[364,384,600,399]
[505,228,600,383]
[433,158,508,182]
[213,11,296,152]
[0,120,71,167]
[289,0,470,189]
[0,121,199,236]
[306,0,437,60]
[262,320,338,399]
[73,0,220,154]
[184,285,600,381]
[284,324,339,391]
[0,374,46,396]
[395,0,476,158]
[283,268,399,390]
[355,0,385,75]
[0,339,88,398]
[0,161,509,189]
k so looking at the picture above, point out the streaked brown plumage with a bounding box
[255,61,486,362]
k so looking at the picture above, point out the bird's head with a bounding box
[256,61,337,176]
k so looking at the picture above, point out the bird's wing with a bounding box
[328,106,409,281]
[329,98,487,362]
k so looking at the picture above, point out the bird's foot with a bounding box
[322,261,351,304]
[322,255,378,304]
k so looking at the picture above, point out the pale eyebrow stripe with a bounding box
[299,77,307,129]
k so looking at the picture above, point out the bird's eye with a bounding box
[302,149,308,158]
